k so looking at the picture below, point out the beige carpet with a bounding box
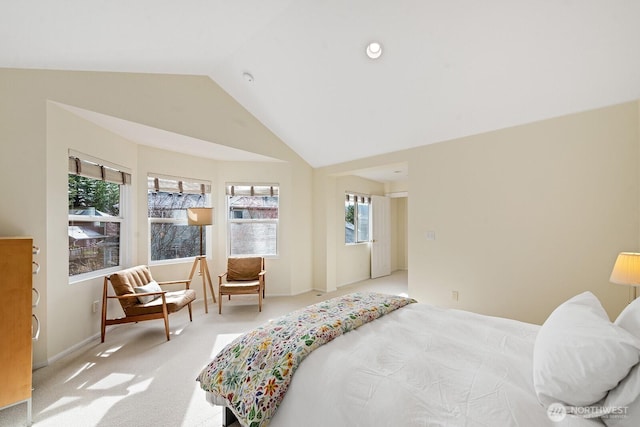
[0,271,408,427]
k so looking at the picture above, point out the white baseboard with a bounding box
[267,287,314,297]
[35,332,102,370]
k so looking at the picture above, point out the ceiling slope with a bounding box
[1,1,639,168]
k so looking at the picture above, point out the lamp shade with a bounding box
[187,207,213,226]
[610,252,640,286]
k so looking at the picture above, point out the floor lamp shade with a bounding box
[187,207,213,226]
[187,207,213,258]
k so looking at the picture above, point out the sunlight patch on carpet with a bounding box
[128,377,153,394]
[40,396,81,415]
[210,333,241,358]
[98,345,123,358]
[65,362,95,383]
[87,373,135,390]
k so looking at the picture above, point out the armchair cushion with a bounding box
[126,290,196,316]
[220,280,261,289]
[226,257,263,281]
[109,265,155,311]
[133,280,163,304]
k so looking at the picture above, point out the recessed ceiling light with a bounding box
[366,42,382,59]
[243,72,254,82]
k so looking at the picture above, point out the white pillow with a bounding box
[604,299,640,426]
[603,363,640,426]
[133,281,163,304]
[532,292,640,407]
[615,297,640,338]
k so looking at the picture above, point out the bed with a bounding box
[197,291,640,427]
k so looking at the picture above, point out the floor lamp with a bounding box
[187,207,216,313]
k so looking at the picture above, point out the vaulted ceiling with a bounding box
[2,1,640,176]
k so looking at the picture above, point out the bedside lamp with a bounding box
[187,207,216,313]
[610,252,640,302]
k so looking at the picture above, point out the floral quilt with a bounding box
[196,292,416,427]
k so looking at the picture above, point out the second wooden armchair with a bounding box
[218,257,265,314]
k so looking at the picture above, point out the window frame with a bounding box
[68,210,125,281]
[68,154,131,283]
[147,174,212,265]
[345,192,371,245]
[226,183,279,258]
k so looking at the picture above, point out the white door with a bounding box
[370,195,391,278]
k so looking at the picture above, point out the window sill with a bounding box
[69,266,121,284]
[345,241,371,246]
[149,257,203,267]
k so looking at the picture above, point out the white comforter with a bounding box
[263,303,602,427]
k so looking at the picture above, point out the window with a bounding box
[226,184,279,256]
[68,155,131,277]
[345,193,370,244]
[148,174,211,262]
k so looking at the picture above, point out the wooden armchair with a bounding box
[101,265,196,342]
[218,257,265,314]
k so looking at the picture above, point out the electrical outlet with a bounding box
[451,291,459,302]
[92,301,99,313]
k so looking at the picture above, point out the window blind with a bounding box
[346,193,371,204]
[226,184,279,197]
[148,174,211,195]
[68,156,131,185]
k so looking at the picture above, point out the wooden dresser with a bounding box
[0,237,35,426]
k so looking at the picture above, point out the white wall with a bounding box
[315,101,640,325]
[334,176,385,288]
[391,197,408,271]
[213,160,311,296]
[313,173,407,291]
[46,103,141,359]
[386,181,409,271]
[0,71,48,365]
[409,102,639,324]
